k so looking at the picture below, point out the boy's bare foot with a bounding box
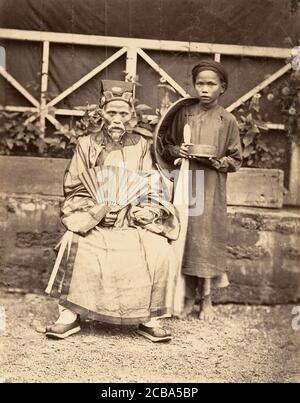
[180,298,195,319]
[199,294,214,322]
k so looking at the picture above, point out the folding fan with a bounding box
[79,165,152,207]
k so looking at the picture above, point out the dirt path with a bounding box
[0,291,299,383]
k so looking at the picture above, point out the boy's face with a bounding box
[194,70,225,107]
[102,100,132,142]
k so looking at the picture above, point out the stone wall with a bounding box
[0,194,64,293]
[1,194,300,304]
[224,207,300,304]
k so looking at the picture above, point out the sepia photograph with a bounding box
[0,0,299,385]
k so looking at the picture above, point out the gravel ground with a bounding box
[0,291,299,383]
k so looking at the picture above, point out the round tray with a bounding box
[187,143,217,156]
[189,153,215,158]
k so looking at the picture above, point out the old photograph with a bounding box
[0,0,299,384]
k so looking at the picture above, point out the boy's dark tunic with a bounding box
[164,102,242,280]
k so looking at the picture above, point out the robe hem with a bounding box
[59,299,172,326]
[182,271,229,288]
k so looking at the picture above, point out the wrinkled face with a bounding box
[102,100,132,142]
[194,70,225,107]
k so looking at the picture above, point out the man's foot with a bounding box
[137,324,172,342]
[199,295,214,322]
[45,317,81,339]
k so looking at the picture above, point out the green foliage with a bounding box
[233,70,298,168]
[0,107,94,157]
[0,111,45,155]
[234,95,272,167]
[0,103,156,157]
[264,70,300,143]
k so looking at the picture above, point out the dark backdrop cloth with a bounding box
[1,0,299,46]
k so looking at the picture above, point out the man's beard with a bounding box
[107,123,126,142]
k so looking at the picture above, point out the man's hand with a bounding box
[132,208,156,225]
[101,205,121,227]
[101,211,118,227]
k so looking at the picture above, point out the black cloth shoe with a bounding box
[45,317,81,339]
[137,324,172,342]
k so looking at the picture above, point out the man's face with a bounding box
[102,100,132,142]
[194,70,225,107]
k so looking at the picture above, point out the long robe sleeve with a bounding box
[61,139,110,234]
[213,117,243,173]
[161,107,186,162]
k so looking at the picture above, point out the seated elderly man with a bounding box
[45,80,179,342]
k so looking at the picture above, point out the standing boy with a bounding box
[162,59,243,321]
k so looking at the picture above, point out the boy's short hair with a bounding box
[192,59,228,90]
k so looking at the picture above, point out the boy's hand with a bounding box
[177,143,189,158]
[208,157,221,169]
[193,156,221,170]
[169,143,190,159]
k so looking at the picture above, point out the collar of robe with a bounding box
[92,128,141,149]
